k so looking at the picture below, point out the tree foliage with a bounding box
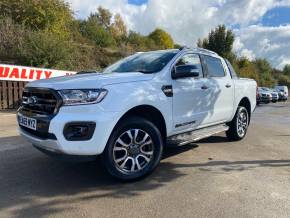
[283,64,290,76]
[148,28,174,49]
[197,25,234,59]
[0,18,27,62]
[94,6,112,29]
[80,17,116,47]
[0,1,176,71]
[0,0,289,88]
[22,31,72,69]
[111,13,127,40]
[0,0,73,38]
[198,25,290,87]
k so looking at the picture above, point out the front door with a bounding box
[172,53,209,133]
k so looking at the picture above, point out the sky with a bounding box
[65,0,290,69]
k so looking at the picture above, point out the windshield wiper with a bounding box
[109,70,155,74]
[77,70,98,75]
[137,70,155,74]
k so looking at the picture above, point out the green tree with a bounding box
[235,57,260,82]
[0,0,73,38]
[254,59,275,87]
[277,74,290,86]
[111,13,127,40]
[174,44,182,49]
[80,14,116,47]
[126,31,155,51]
[0,2,179,71]
[148,28,174,49]
[283,64,290,76]
[22,31,71,68]
[94,6,112,29]
[0,17,27,62]
[197,25,234,59]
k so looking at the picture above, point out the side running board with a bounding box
[167,124,229,146]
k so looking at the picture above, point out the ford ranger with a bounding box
[17,47,257,180]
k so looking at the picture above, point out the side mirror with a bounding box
[172,65,200,79]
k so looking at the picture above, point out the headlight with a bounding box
[58,89,108,105]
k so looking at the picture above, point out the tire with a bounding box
[226,106,249,141]
[102,116,163,181]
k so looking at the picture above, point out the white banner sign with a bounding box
[0,64,77,81]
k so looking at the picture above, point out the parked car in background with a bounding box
[274,88,284,101]
[275,86,288,101]
[269,88,279,103]
[259,87,278,103]
[257,87,272,104]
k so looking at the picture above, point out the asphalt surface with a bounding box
[1,102,290,218]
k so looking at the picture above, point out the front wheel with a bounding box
[102,116,163,181]
[226,106,249,141]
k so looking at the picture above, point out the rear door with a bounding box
[200,55,234,125]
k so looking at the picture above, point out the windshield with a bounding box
[103,50,178,74]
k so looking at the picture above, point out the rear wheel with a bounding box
[102,116,163,181]
[226,106,249,141]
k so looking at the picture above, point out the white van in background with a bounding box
[275,86,288,101]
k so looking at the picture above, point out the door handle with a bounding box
[225,84,232,88]
[201,85,209,90]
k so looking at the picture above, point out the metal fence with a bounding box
[0,80,26,109]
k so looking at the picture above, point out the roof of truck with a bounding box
[137,47,219,57]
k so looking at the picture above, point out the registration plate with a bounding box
[18,114,37,130]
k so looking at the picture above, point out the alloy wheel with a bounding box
[113,129,154,174]
[237,109,248,138]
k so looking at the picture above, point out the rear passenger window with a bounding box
[203,55,225,77]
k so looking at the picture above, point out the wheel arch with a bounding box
[238,97,251,123]
[114,105,167,142]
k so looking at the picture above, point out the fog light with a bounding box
[63,122,96,141]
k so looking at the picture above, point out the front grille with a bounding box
[21,88,61,115]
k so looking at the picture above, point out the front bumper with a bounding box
[260,96,271,102]
[281,96,288,100]
[271,96,279,101]
[19,127,62,153]
[18,105,120,155]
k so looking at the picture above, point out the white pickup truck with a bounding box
[18,47,257,180]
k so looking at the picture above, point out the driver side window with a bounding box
[175,53,203,78]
